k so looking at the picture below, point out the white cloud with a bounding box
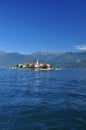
[75,45,86,50]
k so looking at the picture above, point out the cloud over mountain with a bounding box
[75,45,86,50]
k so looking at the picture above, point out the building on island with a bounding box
[16,60,52,69]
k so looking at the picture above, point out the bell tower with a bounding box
[36,60,39,65]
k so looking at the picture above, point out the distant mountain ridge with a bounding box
[0,51,86,68]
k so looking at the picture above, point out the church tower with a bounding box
[35,59,39,67]
[36,60,39,65]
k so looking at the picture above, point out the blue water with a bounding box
[0,69,86,130]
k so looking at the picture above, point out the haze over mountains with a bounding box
[0,51,86,68]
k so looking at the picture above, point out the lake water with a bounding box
[0,69,86,130]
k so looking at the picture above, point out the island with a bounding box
[14,60,53,70]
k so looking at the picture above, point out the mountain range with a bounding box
[0,51,86,68]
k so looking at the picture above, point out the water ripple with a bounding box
[0,69,86,130]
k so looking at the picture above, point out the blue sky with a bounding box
[0,0,86,54]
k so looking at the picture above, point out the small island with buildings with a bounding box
[14,60,53,70]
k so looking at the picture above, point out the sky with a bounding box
[0,0,86,54]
